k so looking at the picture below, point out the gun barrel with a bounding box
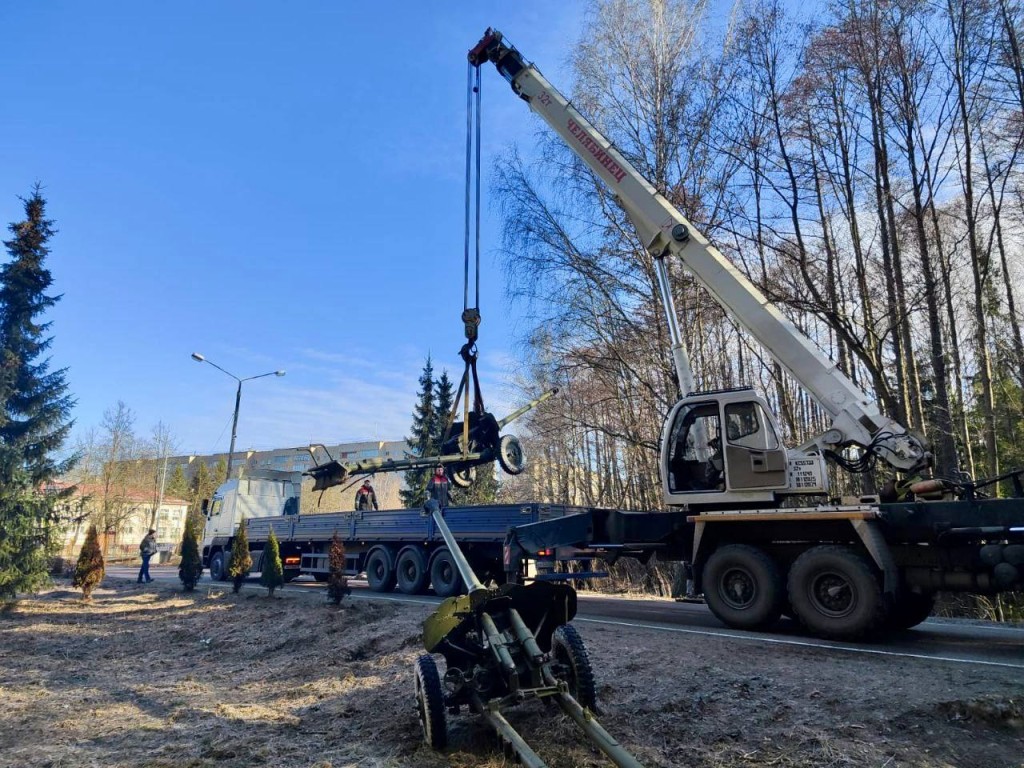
[497,387,559,430]
[431,507,487,596]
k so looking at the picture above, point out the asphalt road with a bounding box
[107,565,1024,671]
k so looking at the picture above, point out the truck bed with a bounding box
[244,502,591,545]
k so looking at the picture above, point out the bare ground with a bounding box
[1,579,1022,768]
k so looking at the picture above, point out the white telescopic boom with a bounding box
[469,30,927,471]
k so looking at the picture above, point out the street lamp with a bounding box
[191,352,285,480]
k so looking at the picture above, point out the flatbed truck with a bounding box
[200,473,608,597]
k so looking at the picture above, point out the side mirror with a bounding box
[201,499,209,518]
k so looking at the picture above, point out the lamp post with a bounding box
[191,353,285,480]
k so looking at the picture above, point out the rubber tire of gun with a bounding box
[551,623,597,710]
[414,654,448,750]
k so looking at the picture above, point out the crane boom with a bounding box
[469,29,927,472]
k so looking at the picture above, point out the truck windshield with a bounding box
[209,499,222,517]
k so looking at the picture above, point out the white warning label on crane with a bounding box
[787,457,828,493]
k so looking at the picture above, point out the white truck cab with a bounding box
[202,471,302,546]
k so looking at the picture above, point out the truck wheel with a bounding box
[788,545,887,640]
[429,549,463,597]
[210,551,228,582]
[283,568,300,583]
[414,654,447,750]
[702,544,784,630]
[550,623,596,709]
[396,547,429,594]
[885,590,935,631]
[497,434,526,475]
[313,573,329,583]
[365,548,397,593]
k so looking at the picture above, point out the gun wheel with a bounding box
[414,655,448,750]
[449,465,476,488]
[550,623,596,709]
[497,434,526,475]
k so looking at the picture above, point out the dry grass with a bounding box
[1,579,1022,768]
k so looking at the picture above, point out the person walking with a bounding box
[137,529,157,583]
[354,478,379,511]
[427,465,450,510]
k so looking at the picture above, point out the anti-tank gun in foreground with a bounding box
[416,500,645,768]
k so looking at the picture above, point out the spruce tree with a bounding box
[400,356,437,508]
[0,189,76,601]
[227,519,252,593]
[260,529,284,597]
[72,524,104,600]
[167,464,189,500]
[326,531,350,605]
[434,369,455,450]
[178,524,203,591]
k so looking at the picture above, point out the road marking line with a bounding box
[574,617,1024,670]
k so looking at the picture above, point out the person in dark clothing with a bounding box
[138,529,157,583]
[427,465,450,510]
[354,479,379,511]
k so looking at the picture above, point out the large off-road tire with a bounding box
[209,551,228,582]
[365,547,397,593]
[550,623,596,710]
[885,590,935,631]
[429,549,463,597]
[396,546,429,595]
[702,544,784,630]
[788,545,887,640]
[313,573,329,583]
[497,434,526,475]
[414,655,448,750]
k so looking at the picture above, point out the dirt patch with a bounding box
[1,579,1021,768]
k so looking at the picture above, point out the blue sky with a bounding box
[0,2,585,456]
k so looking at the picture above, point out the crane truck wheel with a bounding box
[414,654,448,750]
[396,546,430,594]
[429,549,463,597]
[702,544,784,630]
[365,547,397,593]
[497,434,526,475]
[209,551,228,582]
[884,590,935,631]
[550,623,597,710]
[788,546,887,640]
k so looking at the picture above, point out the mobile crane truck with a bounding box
[468,28,1024,640]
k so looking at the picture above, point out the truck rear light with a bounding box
[536,549,554,558]
[284,556,300,565]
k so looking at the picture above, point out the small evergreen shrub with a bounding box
[178,523,203,591]
[261,529,284,597]
[227,520,252,594]
[72,525,104,600]
[327,531,351,605]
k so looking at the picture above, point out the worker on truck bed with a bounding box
[355,478,379,511]
[427,465,450,510]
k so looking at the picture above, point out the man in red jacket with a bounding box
[354,478,379,511]
[427,465,450,510]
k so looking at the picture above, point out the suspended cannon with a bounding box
[304,387,558,492]
[414,501,645,768]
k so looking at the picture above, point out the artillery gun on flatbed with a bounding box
[415,500,644,768]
